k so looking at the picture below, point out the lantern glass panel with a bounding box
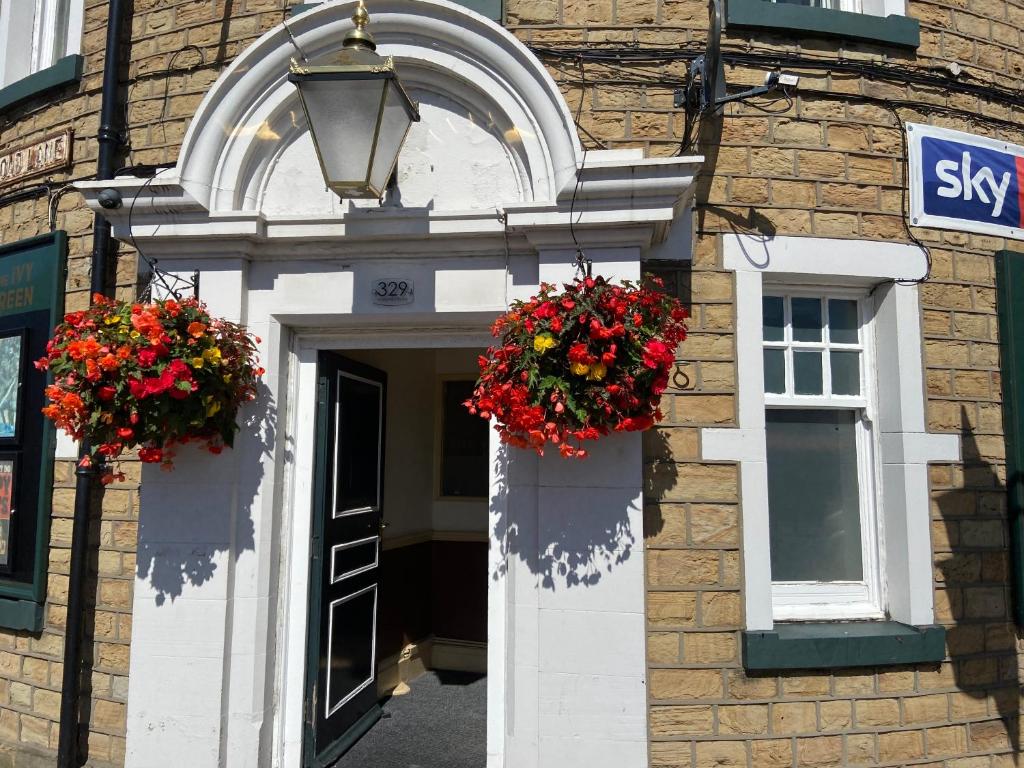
[368,81,415,194]
[297,77,388,189]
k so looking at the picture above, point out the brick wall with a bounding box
[505,0,1024,765]
[2,0,1023,765]
[0,1,306,765]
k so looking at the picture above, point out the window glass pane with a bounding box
[762,296,784,342]
[336,375,382,513]
[441,381,489,497]
[793,350,823,394]
[766,409,863,582]
[791,298,822,342]
[828,299,859,344]
[763,349,785,394]
[831,351,861,396]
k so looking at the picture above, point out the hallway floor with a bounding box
[331,671,487,768]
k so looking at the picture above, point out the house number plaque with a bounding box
[372,278,414,305]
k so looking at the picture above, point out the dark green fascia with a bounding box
[0,55,84,115]
[0,598,43,633]
[743,622,946,670]
[726,0,920,49]
[995,250,1024,628]
[289,0,503,21]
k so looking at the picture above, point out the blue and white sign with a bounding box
[908,123,1024,240]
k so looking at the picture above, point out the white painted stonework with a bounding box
[705,235,960,631]
[78,2,700,767]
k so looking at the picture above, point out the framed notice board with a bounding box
[0,233,65,631]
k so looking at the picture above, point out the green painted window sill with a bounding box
[743,622,946,670]
[0,598,43,633]
[726,0,920,48]
[290,0,503,22]
[0,55,83,115]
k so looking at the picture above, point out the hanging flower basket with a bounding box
[36,294,264,482]
[466,275,688,458]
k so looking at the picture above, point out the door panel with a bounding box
[305,353,387,767]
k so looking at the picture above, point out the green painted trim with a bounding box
[290,0,503,20]
[0,232,65,625]
[0,597,43,632]
[312,705,382,768]
[303,361,332,767]
[743,622,946,670]
[726,0,920,48]
[996,250,1024,628]
[0,55,83,115]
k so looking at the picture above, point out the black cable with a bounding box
[568,56,588,273]
[529,44,1024,113]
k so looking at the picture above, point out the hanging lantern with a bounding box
[288,1,420,199]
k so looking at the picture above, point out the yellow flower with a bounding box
[206,400,222,417]
[222,374,232,383]
[129,330,140,339]
[570,361,590,376]
[202,347,222,365]
[104,315,120,325]
[191,357,205,369]
[533,333,557,354]
[587,362,607,381]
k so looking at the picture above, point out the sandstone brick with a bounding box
[771,701,816,735]
[19,714,49,748]
[770,180,816,207]
[700,591,740,627]
[927,724,968,757]
[750,738,792,766]
[797,735,842,767]
[819,700,852,730]
[647,550,721,586]
[773,119,823,145]
[904,693,950,725]
[683,632,737,665]
[797,150,846,178]
[647,633,680,664]
[649,704,713,736]
[694,740,746,767]
[647,591,698,627]
[718,703,768,735]
[877,729,924,762]
[856,697,901,728]
[650,668,723,700]
[781,675,829,697]
[845,732,875,765]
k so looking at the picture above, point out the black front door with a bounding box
[305,352,387,767]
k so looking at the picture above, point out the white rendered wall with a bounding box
[125,245,651,768]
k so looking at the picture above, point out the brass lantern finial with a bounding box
[344,1,377,51]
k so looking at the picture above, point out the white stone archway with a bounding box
[79,2,701,766]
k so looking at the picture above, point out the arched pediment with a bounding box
[175,0,582,215]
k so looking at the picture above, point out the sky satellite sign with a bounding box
[908,123,1024,241]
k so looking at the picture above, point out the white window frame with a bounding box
[769,0,907,19]
[761,288,884,621]
[0,0,83,89]
[704,235,960,631]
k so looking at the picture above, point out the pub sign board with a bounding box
[0,130,73,189]
[0,233,65,631]
[908,123,1024,241]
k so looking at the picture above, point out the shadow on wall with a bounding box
[134,383,281,604]
[489,437,647,591]
[934,409,1021,760]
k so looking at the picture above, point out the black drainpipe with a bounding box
[57,0,127,765]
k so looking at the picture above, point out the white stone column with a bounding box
[126,260,279,768]
[490,245,648,768]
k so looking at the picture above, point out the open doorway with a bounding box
[305,347,489,768]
